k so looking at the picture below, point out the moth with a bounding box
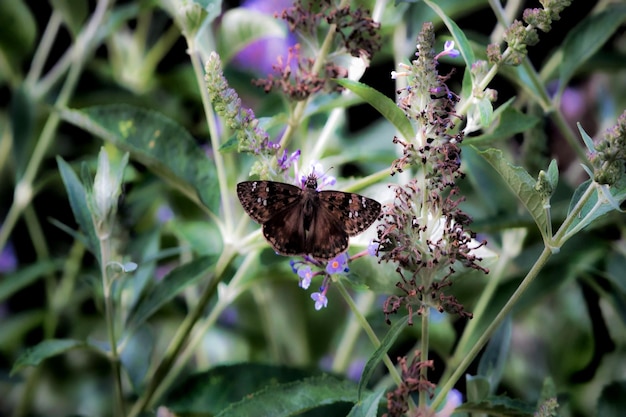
[237,174,381,260]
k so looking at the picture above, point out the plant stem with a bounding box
[334,281,403,387]
[431,179,597,410]
[126,247,236,417]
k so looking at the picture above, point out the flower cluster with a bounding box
[588,109,626,185]
[487,0,572,66]
[253,0,381,100]
[205,52,300,178]
[377,23,488,325]
[290,252,350,310]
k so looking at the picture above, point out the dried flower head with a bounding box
[378,23,488,325]
[383,351,435,417]
[253,0,381,99]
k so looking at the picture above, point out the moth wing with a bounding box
[318,191,381,236]
[305,207,349,260]
[237,181,302,223]
[262,203,306,256]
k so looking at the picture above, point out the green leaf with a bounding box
[120,326,153,393]
[336,79,415,142]
[217,8,286,65]
[546,159,559,191]
[217,375,357,417]
[11,339,86,375]
[462,145,517,217]
[476,148,549,241]
[465,375,491,403]
[50,0,88,36]
[165,363,318,414]
[10,86,35,180]
[219,136,239,153]
[59,104,219,213]
[578,121,596,153]
[597,380,626,417]
[347,387,385,417]
[566,178,626,234]
[171,220,223,255]
[0,260,61,303]
[358,315,410,400]
[126,255,217,329]
[477,97,494,128]
[464,105,540,145]
[558,6,626,95]
[56,157,102,265]
[0,0,36,63]
[457,395,536,416]
[122,228,161,313]
[0,311,46,352]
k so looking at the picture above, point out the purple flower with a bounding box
[231,0,297,74]
[278,148,301,172]
[326,253,349,274]
[156,204,174,224]
[0,240,17,273]
[435,40,460,60]
[436,389,462,417]
[311,290,328,310]
[298,265,313,289]
[367,241,379,257]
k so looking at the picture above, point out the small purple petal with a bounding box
[311,292,328,310]
[0,241,17,273]
[367,241,379,256]
[298,266,313,289]
[326,253,349,274]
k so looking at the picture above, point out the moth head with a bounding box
[303,173,319,190]
[300,164,336,190]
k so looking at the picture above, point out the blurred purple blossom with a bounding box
[231,0,297,74]
[0,240,17,273]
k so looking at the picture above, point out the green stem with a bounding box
[332,291,377,373]
[25,10,63,88]
[431,181,597,410]
[100,237,125,415]
[431,245,551,410]
[127,247,236,417]
[149,251,260,402]
[334,281,403,387]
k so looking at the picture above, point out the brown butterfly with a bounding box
[237,174,381,260]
